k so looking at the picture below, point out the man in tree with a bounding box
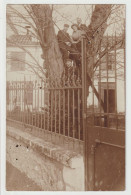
[57,24,72,65]
[77,17,88,33]
[57,24,80,67]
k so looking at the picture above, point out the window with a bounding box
[98,82,116,113]
[104,89,115,113]
[108,54,115,70]
[10,52,25,71]
[101,53,115,70]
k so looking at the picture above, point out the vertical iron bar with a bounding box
[99,48,102,126]
[10,83,12,118]
[59,90,61,135]
[78,88,81,149]
[106,36,109,127]
[18,81,20,122]
[38,81,40,129]
[12,83,13,119]
[32,79,33,127]
[82,38,88,190]
[16,80,17,121]
[7,83,9,118]
[48,89,50,132]
[41,79,42,129]
[124,20,126,122]
[68,89,70,138]
[12,82,13,121]
[43,83,45,130]
[22,81,24,124]
[92,54,94,125]
[29,76,31,126]
[26,81,30,124]
[51,90,53,132]
[10,83,11,119]
[55,89,57,134]
[12,82,13,120]
[19,81,21,122]
[73,89,75,139]
[72,66,75,150]
[63,69,65,137]
[24,77,26,125]
[35,80,37,128]
[114,33,118,129]
[63,90,65,136]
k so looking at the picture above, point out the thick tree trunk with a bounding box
[85,5,112,111]
[86,5,112,75]
[30,5,112,113]
[30,5,111,80]
[31,5,64,80]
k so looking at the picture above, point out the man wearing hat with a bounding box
[57,24,73,64]
[77,18,88,33]
[57,24,81,67]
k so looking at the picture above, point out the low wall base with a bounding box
[6,126,84,191]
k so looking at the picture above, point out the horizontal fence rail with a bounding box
[6,34,125,153]
[86,33,125,149]
[6,65,84,153]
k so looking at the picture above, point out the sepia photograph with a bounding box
[5,3,125,191]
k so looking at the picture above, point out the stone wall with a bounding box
[6,124,125,191]
[6,126,84,191]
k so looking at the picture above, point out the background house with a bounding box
[87,37,125,114]
[6,33,43,81]
[6,33,48,112]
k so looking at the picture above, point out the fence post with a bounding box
[82,37,96,191]
[81,37,88,190]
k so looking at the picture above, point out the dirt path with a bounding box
[6,161,42,191]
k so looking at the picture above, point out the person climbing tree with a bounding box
[57,24,81,67]
[57,24,72,65]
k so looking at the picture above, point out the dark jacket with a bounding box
[77,24,88,32]
[57,30,71,43]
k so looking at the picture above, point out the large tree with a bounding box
[6,4,125,110]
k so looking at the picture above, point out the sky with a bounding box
[6,4,125,38]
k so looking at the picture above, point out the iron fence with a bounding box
[86,34,125,132]
[6,34,125,154]
[6,65,84,153]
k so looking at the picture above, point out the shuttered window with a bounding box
[10,52,25,71]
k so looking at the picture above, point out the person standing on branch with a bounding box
[57,24,72,65]
[57,24,81,67]
[71,23,83,52]
[77,17,88,33]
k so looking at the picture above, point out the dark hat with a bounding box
[64,24,69,28]
[71,24,78,29]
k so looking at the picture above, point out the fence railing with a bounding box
[6,34,125,153]
[6,65,84,153]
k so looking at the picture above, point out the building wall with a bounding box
[7,46,125,113]
[87,48,125,113]
[6,45,43,81]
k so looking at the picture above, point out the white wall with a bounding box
[6,45,43,81]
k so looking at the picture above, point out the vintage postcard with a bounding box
[0,0,131,194]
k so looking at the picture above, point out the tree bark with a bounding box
[30,5,112,112]
[30,5,64,80]
[86,5,112,74]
